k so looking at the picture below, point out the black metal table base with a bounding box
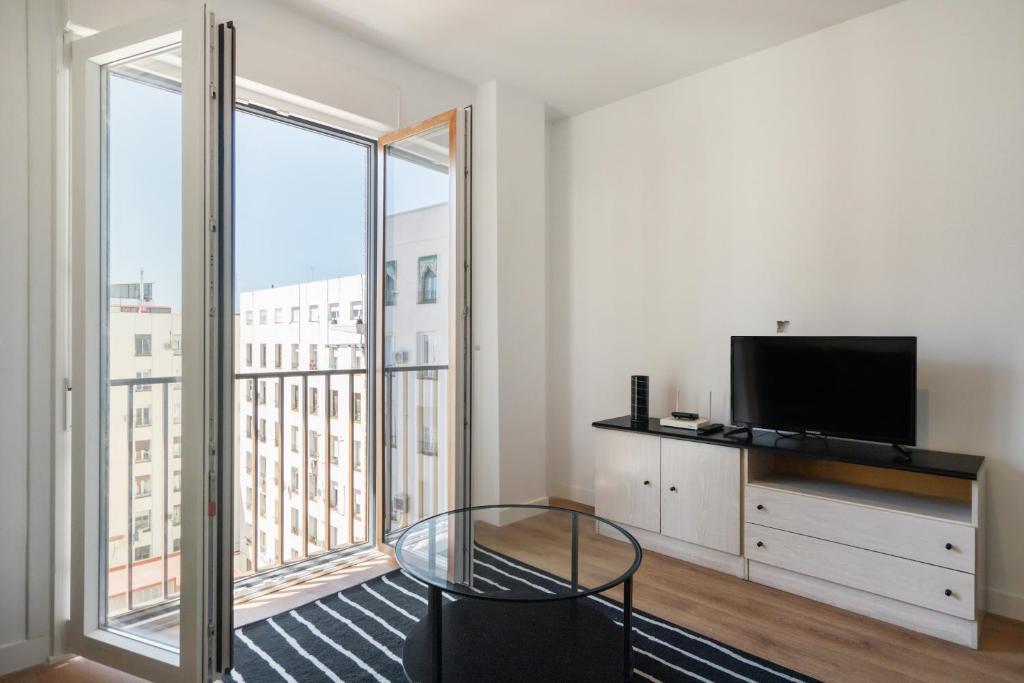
[403,586,634,682]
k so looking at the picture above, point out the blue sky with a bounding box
[107,74,447,311]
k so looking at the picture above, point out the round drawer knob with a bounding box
[756,504,765,510]
[756,541,765,548]
[944,589,953,597]
[643,480,651,486]
[945,543,953,550]
[669,486,677,492]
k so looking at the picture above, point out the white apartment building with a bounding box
[106,284,183,615]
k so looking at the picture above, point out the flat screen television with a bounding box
[730,336,917,445]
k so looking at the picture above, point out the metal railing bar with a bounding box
[252,379,259,573]
[110,376,181,387]
[127,388,134,612]
[162,383,169,601]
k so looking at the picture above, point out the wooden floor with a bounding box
[6,498,1023,682]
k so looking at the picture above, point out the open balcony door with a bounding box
[375,108,472,555]
[70,5,235,680]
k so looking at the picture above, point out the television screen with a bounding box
[731,336,917,445]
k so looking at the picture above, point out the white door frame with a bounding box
[69,6,218,681]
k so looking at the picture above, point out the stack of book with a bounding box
[659,413,712,431]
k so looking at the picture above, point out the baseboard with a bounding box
[598,521,746,578]
[985,587,1024,622]
[0,636,50,677]
[548,482,594,507]
[496,496,550,526]
[748,561,979,649]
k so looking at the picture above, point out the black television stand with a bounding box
[892,443,913,462]
[724,425,752,440]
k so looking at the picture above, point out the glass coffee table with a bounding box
[394,504,642,682]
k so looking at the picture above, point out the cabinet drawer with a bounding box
[745,485,975,573]
[595,430,661,532]
[745,524,975,619]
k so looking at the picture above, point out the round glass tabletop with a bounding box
[394,504,642,601]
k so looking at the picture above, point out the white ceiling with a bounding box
[275,0,902,117]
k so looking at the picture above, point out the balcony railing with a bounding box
[107,375,183,618]
[105,361,447,624]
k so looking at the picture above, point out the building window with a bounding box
[330,525,338,548]
[134,545,151,562]
[259,493,267,517]
[172,401,181,424]
[329,346,338,370]
[274,308,283,324]
[274,422,281,447]
[134,510,151,535]
[291,426,299,453]
[290,384,300,411]
[290,468,300,494]
[307,515,319,544]
[309,344,318,370]
[418,332,438,379]
[244,487,252,510]
[330,390,339,419]
[309,430,319,458]
[246,380,253,402]
[246,416,253,438]
[275,344,282,368]
[258,418,266,443]
[418,255,438,304]
[350,300,363,320]
[330,483,339,510]
[353,393,362,423]
[291,344,299,369]
[245,310,253,325]
[245,450,253,473]
[290,507,299,533]
[260,343,267,368]
[134,406,151,427]
[309,387,319,415]
[172,504,181,525]
[173,471,181,492]
[309,305,319,323]
[330,436,340,464]
[384,261,397,306]
[246,343,253,367]
[134,475,151,498]
[173,437,181,458]
[259,309,267,325]
[134,334,152,357]
[259,530,266,553]
[290,306,300,323]
[134,439,151,463]
[354,489,362,517]
[259,380,267,405]
[354,441,363,471]
[328,303,340,324]
[135,370,152,392]
[170,334,182,355]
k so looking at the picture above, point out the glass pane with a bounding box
[233,111,371,584]
[102,44,183,649]
[394,506,641,599]
[383,123,451,538]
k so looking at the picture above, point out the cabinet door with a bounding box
[661,439,740,554]
[595,430,661,532]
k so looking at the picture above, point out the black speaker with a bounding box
[631,375,649,423]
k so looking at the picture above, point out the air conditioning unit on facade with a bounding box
[392,494,408,513]
[393,350,408,364]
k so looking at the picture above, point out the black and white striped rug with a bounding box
[225,546,818,682]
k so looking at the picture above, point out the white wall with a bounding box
[473,81,548,517]
[547,0,1024,619]
[0,0,62,675]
